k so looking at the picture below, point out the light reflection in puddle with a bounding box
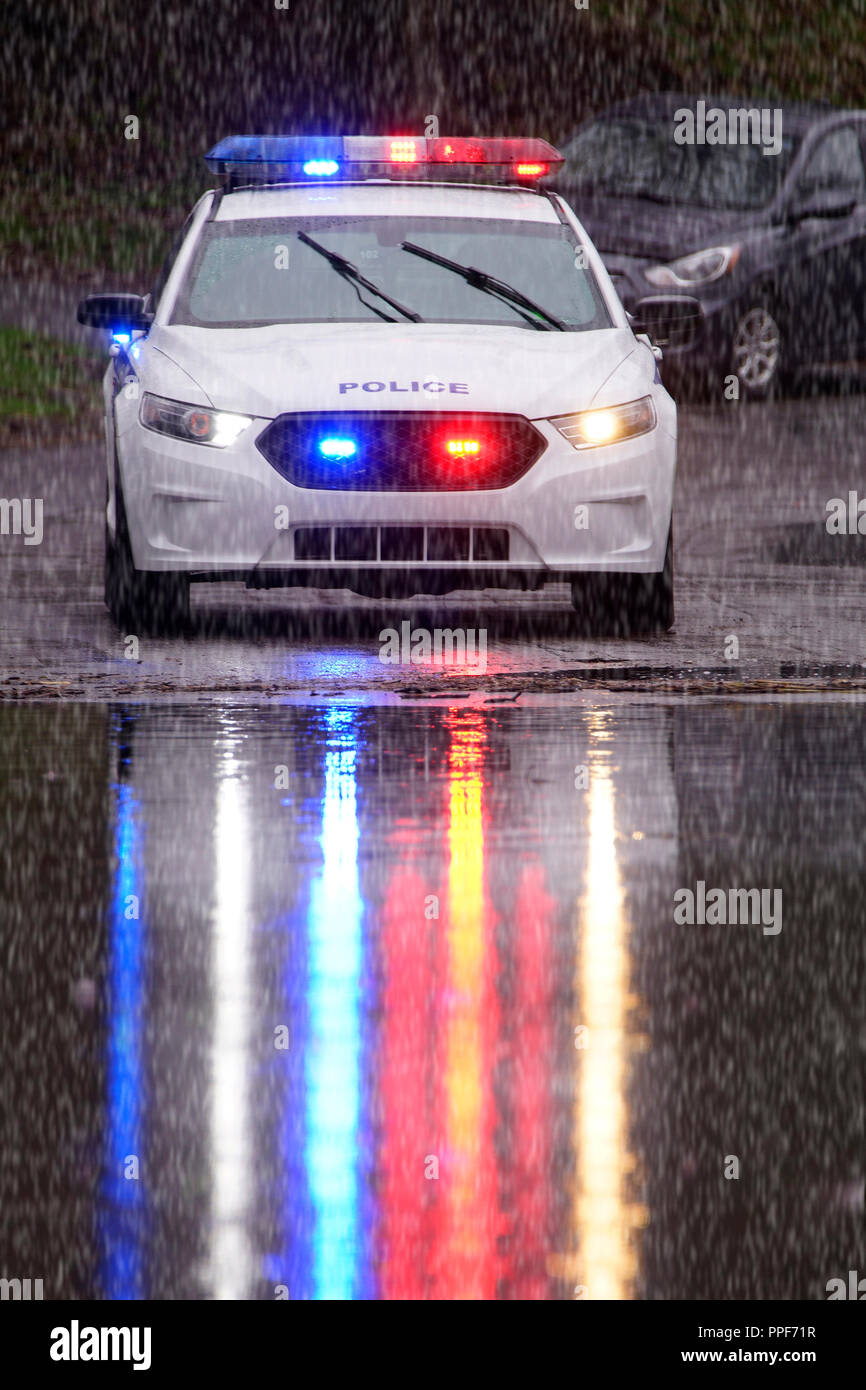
[3,700,852,1300]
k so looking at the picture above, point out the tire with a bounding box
[105,473,189,635]
[729,302,784,401]
[570,524,674,636]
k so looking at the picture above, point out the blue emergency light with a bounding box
[303,159,340,177]
[318,437,357,460]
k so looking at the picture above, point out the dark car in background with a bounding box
[552,94,866,399]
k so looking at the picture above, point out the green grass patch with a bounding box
[0,166,203,285]
[0,326,103,447]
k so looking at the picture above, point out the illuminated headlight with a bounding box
[644,244,740,288]
[140,393,252,447]
[551,396,657,450]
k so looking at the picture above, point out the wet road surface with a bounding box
[1,698,863,1299]
[3,386,866,699]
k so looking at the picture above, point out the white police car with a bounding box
[78,135,679,634]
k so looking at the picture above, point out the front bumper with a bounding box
[604,253,739,366]
[116,403,676,582]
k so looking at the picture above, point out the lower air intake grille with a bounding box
[256,411,545,491]
[292,525,510,563]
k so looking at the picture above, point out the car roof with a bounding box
[564,93,865,138]
[213,181,563,224]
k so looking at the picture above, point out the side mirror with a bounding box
[77,293,152,332]
[629,295,703,349]
[787,189,857,223]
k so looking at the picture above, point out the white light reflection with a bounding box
[574,715,643,1299]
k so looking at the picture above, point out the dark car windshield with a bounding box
[170,215,611,330]
[561,118,799,211]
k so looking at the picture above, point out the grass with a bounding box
[0,173,203,287]
[0,326,103,448]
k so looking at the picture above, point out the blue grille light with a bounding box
[319,438,357,460]
[303,159,340,177]
[112,331,132,345]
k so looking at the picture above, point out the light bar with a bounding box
[205,134,563,178]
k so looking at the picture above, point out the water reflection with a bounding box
[210,733,254,1300]
[305,711,369,1300]
[8,698,853,1300]
[435,711,498,1297]
[574,720,639,1299]
[102,761,146,1300]
[94,704,646,1299]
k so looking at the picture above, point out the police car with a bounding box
[78,135,679,635]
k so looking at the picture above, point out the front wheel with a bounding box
[570,525,674,636]
[729,303,785,401]
[105,479,189,635]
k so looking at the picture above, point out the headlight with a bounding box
[140,393,252,447]
[644,244,740,288]
[551,396,656,450]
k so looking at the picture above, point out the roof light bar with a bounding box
[204,134,563,179]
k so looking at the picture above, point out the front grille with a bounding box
[381,526,423,562]
[294,526,330,561]
[292,525,510,563]
[256,411,545,491]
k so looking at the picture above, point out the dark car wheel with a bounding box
[570,524,674,636]
[105,476,190,635]
[729,303,784,400]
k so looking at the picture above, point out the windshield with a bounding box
[561,118,799,211]
[170,215,611,330]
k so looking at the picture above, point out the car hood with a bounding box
[564,193,765,262]
[145,321,640,419]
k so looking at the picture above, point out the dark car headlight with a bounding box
[140,393,252,447]
[645,244,741,289]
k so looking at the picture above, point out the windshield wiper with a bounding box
[400,240,566,331]
[297,231,423,323]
